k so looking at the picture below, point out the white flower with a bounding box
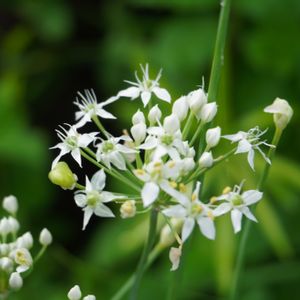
[132,109,146,124]
[14,248,33,273]
[223,126,275,171]
[139,114,185,161]
[68,285,82,300]
[264,98,293,130]
[83,296,96,300]
[120,200,136,219]
[187,88,207,118]
[162,182,216,241]
[2,195,18,215]
[74,170,123,230]
[134,160,182,207]
[198,151,213,168]
[200,102,217,123]
[74,89,118,128]
[51,125,98,168]
[117,64,171,107]
[9,272,23,290]
[214,183,263,233]
[148,105,162,125]
[206,126,221,149]
[39,228,53,246]
[169,246,182,271]
[131,123,147,145]
[96,135,136,170]
[172,96,189,121]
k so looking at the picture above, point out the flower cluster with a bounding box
[0,195,52,297]
[49,64,293,272]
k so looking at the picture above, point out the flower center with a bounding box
[191,203,203,216]
[86,191,101,207]
[161,134,174,145]
[66,136,78,149]
[231,195,243,206]
[102,141,115,153]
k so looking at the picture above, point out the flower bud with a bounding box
[172,96,189,121]
[83,295,96,300]
[39,228,53,246]
[206,126,221,149]
[163,114,180,134]
[0,257,13,272]
[181,158,195,173]
[68,285,82,300]
[148,105,162,125]
[264,98,293,130]
[200,102,217,123]
[18,232,33,249]
[48,162,77,190]
[120,200,136,219]
[159,219,182,247]
[199,151,213,168]
[8,217,19,233]
[2,195,18,215]
[187,88,207,117]
[132,109,145,125]
[0,218,11,235]
[131,123,146,145]
[169,246,182,271]
[9,272,23,290]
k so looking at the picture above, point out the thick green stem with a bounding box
[130,209,158,300]
[229,127,283,300]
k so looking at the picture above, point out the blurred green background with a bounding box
[0,0,300,299]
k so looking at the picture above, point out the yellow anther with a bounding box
[169,181,177,188]
[207,210,215,220]
[135,169,145,176]
[168,161,176,168]
[210,196,217,204]
[222,186,231,194]
[191,194,197,202]
[154,162,162,167]
[179,183,187,193]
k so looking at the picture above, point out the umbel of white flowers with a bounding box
[0,195,52,296]
[49,64,293,271]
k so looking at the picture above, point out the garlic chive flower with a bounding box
[74,170,124,230]
[223,126,275,170]
[96,135,136,170]
[117,64,171,107]
[214,182,263,233]
[163,182,216,241]
[74,89,118,128]
[51,125,98,168]
[68,285,96,300]
[3,195,18,215]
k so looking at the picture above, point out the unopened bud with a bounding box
[169,246,182,271]
[8,217,19,233]
[163,114,180,134]
[182,158,195,173]
[131,123,146,145]
[68,285,82,300]
[132,109,145,125]
[206,126,221,149]
[3,195,18,214]
[199,151,213,168]
[18,232,33,249]
[83,295,96,300]
[0,257,13,272]
[148,105,162,125]
[172,96,189,121]
[39,228,53,246]
[264,98,293,130]
[160,219,182,247]
[48,162,77,190]
[187,88,207,118]
[120,200,136,219]
[9,272,23,290]
[0,218,11,235]
[200,102,217,123]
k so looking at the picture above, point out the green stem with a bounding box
[92,116,109,138]
[130,209,158,300]
[229,127,283,300]
[189,121,204,146]
[182,113,194,140]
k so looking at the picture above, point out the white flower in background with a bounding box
[51,125,98,168]
[148,105,162,125]
[74,89,118,128]
[264,98,293,130]
[172,96,189,121]
[3,195,18,215]
[214,182,263,233]
[117,64,171,107]
[74,170,124,230]
[140,114,185,161]
[83,296,96,300]
[68,285,82,300]
[163,182,216,241]
[96,135,136,170]
[206,126,221,149]
[223,126,274,170]
[134,160,182,207]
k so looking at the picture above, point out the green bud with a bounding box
[48,162,77,190]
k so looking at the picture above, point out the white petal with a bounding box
[197,217,215,240]
[110,152,126,170]
[247,148,255,171]
[133,169,151,182]
[242,190,263,205]
[169,247,182,271]
[96,108,116,119]
[153,145,168,160]
[167,147,180,161]
[91,169,106,191]
[141,91,151,106]
[142,182,160,207]
[213,203,232,216]
[82,207,94,230]
[147,126,164,136]
[79,132,98,147]
[94,203,115,218]
[162,205,187,218]
[182,217,195,242]
[152,87,171,103]
[101,191,123,203]
[118,87,140,99]
[74,194,86,207]
[160,180,189,206]
[235,139,252,154]
[231,209,243,233]
[139,136,158,150]
[71,148,82,167]
[240,207,257,222]
[116,144,136,154]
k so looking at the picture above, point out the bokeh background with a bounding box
[1,0,300,299]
